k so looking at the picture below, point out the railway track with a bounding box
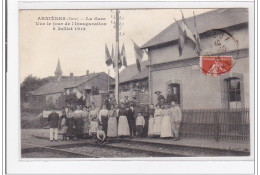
[22,143,98,158]
[114,138,250,157]
[21,136,249,158]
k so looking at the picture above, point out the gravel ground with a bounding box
[22,151,69,158]
[64,146,150,158]
[108,141,237,157]
[21,129,248,158]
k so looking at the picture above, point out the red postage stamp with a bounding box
[200,56,233,76]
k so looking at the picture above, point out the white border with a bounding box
[6,0,256,174]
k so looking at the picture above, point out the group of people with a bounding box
[47,95,182,143]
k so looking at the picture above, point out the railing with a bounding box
[180,108,250,141]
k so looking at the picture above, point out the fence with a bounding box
[180,108,250,141]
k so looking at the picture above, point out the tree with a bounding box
[20,75,48,103]
[64,92,78,108]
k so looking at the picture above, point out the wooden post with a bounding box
[107,69,110,93]
[148,48,152,105]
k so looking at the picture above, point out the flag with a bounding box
[132,39,144,72]
[193,11,202,55]
[174,18,186,57]
[121,43,127,67]
[111,44,114,61]
[105,44,112,66]
[180,10,197,45]
[118,46,122,69]
[112,44,122,69]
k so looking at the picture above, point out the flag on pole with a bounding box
[193,11,202,55]
[132,39,144,72]
[111,44,114,61]
[112,44,122,69]
[118,46,122,69]
[180,10,197,46]
[121,43,127,67]
[105,44,112,66]
[174,18,186,57]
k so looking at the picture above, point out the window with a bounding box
[226,78,241,102]
[221,73,244,109]
[168,83,181,105]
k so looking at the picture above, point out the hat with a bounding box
[155,91,161,95]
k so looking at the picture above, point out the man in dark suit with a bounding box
[126,103,136,138]
[48,106,60,142]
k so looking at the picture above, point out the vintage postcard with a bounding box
[19,8,252,160]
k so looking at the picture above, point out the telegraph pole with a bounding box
[111,9,124,104]
[115,9,119,104]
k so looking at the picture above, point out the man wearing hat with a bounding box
[126,103,136,138]
[155,91,165,107]
[48,106,60,142]
[170,101,182,141]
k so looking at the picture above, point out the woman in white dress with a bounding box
[107,104,118,137]
[117,104,130,137]
[160,104,173,138]
[148,104,155,137]
[153,104,163,137]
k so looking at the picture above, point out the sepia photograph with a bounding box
[19,8,251,159]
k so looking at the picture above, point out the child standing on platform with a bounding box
[136,112,145,137]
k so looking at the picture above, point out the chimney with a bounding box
[86,70,89,76]
[70,73,73,77]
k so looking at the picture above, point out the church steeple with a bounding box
[55,59,62,81]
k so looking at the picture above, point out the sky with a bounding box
[19,9,214,82]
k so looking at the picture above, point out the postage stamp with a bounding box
[200,56,233,76]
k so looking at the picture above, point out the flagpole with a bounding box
[108,69,110,93]
[115,9,120,104]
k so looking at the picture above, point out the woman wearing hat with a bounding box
[153,104,163,137]
[155,91,165,107]
[117,104,130,137]
[160,104,173,138]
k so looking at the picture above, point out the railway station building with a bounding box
[141,8,249,109]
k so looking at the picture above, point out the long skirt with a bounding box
[148,118,155,136]
[60,125,68,134]
[160,115,173,138]
[75,118,84,135]
[118,115,130,136]
[107,117,118,137]
[101,117,108,136]
[84,122,90,134]
[66,119,75,137]
[90,121,98,134]
[153,116,162,135]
